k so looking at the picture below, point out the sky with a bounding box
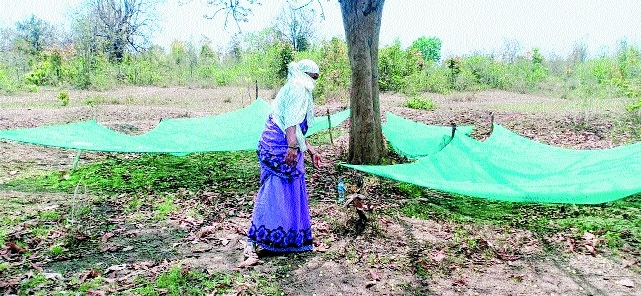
[2,0,641,58]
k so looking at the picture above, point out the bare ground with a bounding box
[1,86,640,295]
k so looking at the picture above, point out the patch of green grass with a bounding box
[397,182,423,199]
[32,225,52,238]
[39,210,61,221]
[6,152,259,195]
[127,198,143,213]
[57,91,69,106]
[1,212,24,227]
[131,266,280,296]
[76,277,103,292]
[72,205,92,217]
[0,228,7,245]
[404,96,436,110]
[307,128,347,146]
[154,195,178,219]
[0,261,10,272]
[398,191,641,251]
[20,273,53,291]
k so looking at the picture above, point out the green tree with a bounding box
[410,36,441,63]
[200,43,216,61]
[532,47,544,65]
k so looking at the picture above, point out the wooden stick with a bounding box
[327,109,334,145]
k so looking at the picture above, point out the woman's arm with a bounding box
[284,126,299,167]
[305,139,322,169]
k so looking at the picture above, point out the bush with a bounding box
[24,52,63,86]
[312,38,350,101]
[403,66,451,95]
[379,40,422,92]
[404,97,436,110]
[57,91,69,106]
[0,66,19,93]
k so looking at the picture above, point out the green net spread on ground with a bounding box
[0,99,350,154]
[346,123,641,204]
[383,112,474,158]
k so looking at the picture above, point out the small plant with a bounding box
[397,182,423,198]
[32,226,51,238]
[39,210,61,221]
[57,91,69,106]
[0,262,10,272]
[404,97,436,110]
[154,196,178,219]
[20,273,52,290]
[127,198,142,213]
[49,244,64,256]
[26,84,39,93]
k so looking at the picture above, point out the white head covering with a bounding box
[286,59,319,92]
[271,59,320,152]
[297,59,320,74]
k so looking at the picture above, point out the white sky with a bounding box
[2,0,641,58]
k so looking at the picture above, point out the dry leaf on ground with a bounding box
[430,250,447,262]
[196,225,219,238]
[5,242,26,253]
[369,269,381,281]
[101,232,114,243]
[237,257,260,268]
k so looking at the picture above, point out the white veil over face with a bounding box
[271,60,320,152]
[286,59,319,92]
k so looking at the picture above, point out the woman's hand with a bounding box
[285,147,298,167]
[311,152,323,169]
[305,140,323,169]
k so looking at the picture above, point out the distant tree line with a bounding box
[1,1,640,105]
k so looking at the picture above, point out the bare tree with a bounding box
[204,0,386,164]
[501,39,522,64]
[203,0,324,31]
[203,0,262,31]
[273,3,318,51]
[82,0,162,62]
[569,40,588,66]
[14,15,58,55]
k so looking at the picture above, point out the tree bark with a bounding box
[339,0,386,164]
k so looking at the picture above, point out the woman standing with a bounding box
[247,59,323,254]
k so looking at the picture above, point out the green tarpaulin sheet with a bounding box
[0,99,350,154]
[345,123,641,204]
[383,112,474,158]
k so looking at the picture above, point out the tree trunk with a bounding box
[339,0,386,164]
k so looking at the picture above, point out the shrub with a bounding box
[312,38,350,101]
[379,40,422,92]
[404,97,436,110]
[403,67,451,95]
[0,66,18,93]
[57,91,69,106]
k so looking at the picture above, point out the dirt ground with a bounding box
[1,86,640,295]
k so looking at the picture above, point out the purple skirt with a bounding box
[247,115,313,252]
